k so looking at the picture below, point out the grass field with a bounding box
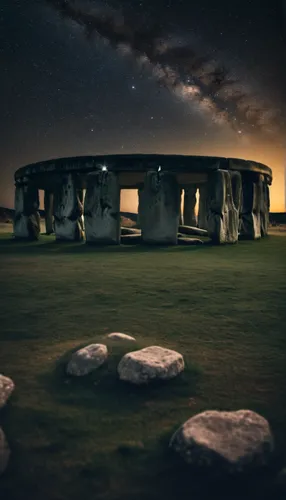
[0,226,286,500]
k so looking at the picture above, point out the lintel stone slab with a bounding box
[53,174,84,241]
[84,171,120,244]
[14,178,40,240]
[207,169,240,244]
[240,173,262,240]
[44,191,54,234]
[183,185,197,227]
[139,171,180,244]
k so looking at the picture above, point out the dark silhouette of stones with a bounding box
[260,178,270,237]
[53,174,84,241]
[14,179,40,240]
[170,409,274,475]
[240,173,262,240]
[84,171,120,244]
[207,170,240,244]
[139,171,181,245]
[44,191,54,234]
[198,184,208,230]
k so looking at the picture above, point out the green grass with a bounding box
[0,231,286,500]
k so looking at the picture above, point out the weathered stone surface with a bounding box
[84,171,120,244]
[260,177,270,237]
[139,171,181,244]
[170,409,274,474]
[14,179,40,240]
[53,174,84,241]
[66,344,108,376]
[207,170,241,244]
[240,173,262,240]
[0,375,15,409]
[183,186,197,227]
[178,237,204,245]
[107,332,136,341]
[0,428,10,476]
[118,346,184,385]
[178,225,208,237]
[198,184,208,230]
[44,191,54,234]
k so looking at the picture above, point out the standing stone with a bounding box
[139,171,180,244]
[179,189,184,225]
[207,169,240,244]
[198,184,208,229]
[84,171,120,244]
[44,191,54,234]
[240,173,262,240]
[14,178,40,240]
[260,177,270,237]
[53,174,84,241]
[183,186,197,227]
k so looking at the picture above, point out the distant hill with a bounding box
[0,207,137,225]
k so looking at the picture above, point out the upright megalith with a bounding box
[44,191,54,234]
[139,170,181,244]
[53,174,84,241]
[260,177,270,237]
[14,178,40,240]
[207,169,240,244]
[183,186,197,227]
[84,171,120,244]
[240,173,262,240]
[198,184,208,229]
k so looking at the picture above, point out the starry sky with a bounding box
[0,0,285,211]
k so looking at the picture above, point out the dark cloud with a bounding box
[45,0,283,136]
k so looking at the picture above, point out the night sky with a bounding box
[1,0,285,211]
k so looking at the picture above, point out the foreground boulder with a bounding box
[170,410,274,474]
[0,374,15,409]
[178,237,204,245]
[118,346,184,385]
[66,344,108,376]
[107,332,136,342]
[0,428,10,475]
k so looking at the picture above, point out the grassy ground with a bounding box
[0,227,286,500]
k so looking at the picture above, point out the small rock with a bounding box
[66,344,108,376]
[0,428,10,475]
[178,237,204,245]
[118,346,184,385]
[0,374,15,409]
[107,332,136,342]
[170,409,274,474]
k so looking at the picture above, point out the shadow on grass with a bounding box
[0,236,212,256]
[37,340,202,415]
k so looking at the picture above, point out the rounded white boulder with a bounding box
[0,428,10,475]
[170,409,274,474]
[118,346,184,385]
[0,374,15,409]
[66,344,108,376]
[107,332,136,342]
